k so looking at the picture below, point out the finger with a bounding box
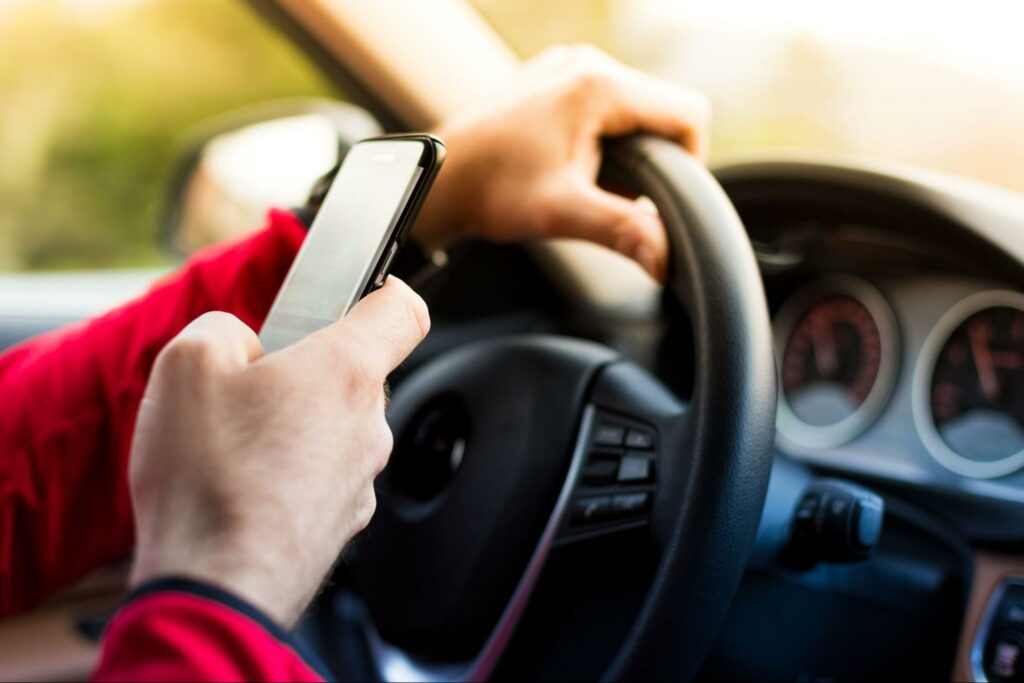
[547,180,668,282]
[531,44,710,159]
[300,277,431,381]
[169,311,264,370]
[600,67,712,161]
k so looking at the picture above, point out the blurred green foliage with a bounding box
[0,0,334,272]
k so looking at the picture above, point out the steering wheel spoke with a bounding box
[559,362,692,550]
[557,407,659,541]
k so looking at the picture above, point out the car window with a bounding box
[0,0,334,273]
[470,0,1024,195]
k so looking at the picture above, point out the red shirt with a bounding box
[0,210,327,681]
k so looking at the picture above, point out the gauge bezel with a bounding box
[774,276,900,450]
[913,289,1024,479]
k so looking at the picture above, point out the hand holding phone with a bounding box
[260,134,444,353]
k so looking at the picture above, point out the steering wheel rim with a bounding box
[598,134,776,679]
[349,134,776,681]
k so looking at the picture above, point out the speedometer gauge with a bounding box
[914,290,1024,478]
[775,277,899,449]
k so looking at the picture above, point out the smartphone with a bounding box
[259,134,445,352]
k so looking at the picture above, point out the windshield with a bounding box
[470,0,1024,192]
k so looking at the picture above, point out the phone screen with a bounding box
[260,139,426,352]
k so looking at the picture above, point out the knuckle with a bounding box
[342,359,378,399]
[365,491,378,523]
[567,64,608,100]
[157,335,215,373]
[537,44,617,106]
[531,191,562,238]
[378,421,395,456]
[200,310,237,328]
[244,360,291,396]
[621,221,648,255]
[528,176,573,238]
[373,424,394,473]
[355,489,378,530]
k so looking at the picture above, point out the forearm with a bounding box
[0,210,305,616]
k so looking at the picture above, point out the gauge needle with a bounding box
[810,311,838,378]
[969,317,999,403]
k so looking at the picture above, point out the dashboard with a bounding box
[774,275,1024,505]
[687,157,1024,682]
[395,152,1024,546]
[715,155,1024,543]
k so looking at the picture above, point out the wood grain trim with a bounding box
[953,552,1024,682]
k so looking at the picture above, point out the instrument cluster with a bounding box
[775,279,1024,483]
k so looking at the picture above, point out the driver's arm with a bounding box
[0,209,308,617]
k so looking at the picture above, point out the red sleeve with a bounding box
[92,578,326,683]
[0,210,306,617]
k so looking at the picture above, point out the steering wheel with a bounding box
[346,134,777,681]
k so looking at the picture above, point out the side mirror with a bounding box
[161,99,381,255]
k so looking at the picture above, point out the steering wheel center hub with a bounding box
[353,337,616,661]
[390,394,469,503]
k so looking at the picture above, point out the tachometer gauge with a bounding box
[775,277,900,449]
[915,290,1024,478]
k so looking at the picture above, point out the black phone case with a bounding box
[357,133,446,299]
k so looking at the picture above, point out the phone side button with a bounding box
[373,242,400,289]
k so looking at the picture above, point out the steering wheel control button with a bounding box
[611,492,650,517]
[561,410,659,538]
[572,496,611,524]
[617,455,653,483]
[624,428,655,450]
[1007,602,1024,625]
[592,422,626,447]
[582,458,619,486]
[991,634,1024,681]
